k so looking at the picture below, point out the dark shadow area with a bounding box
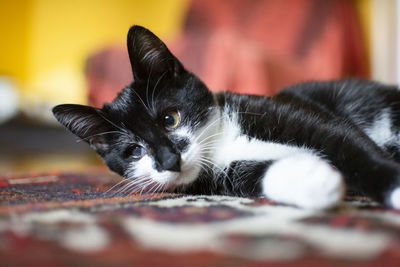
[0,116,100,173]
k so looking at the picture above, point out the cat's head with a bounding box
[53,26,219,192]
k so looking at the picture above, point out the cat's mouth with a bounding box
[163,162,201,190]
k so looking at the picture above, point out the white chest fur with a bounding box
[212,112,311,167]
[209,110,345,209]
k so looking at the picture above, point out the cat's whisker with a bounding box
[237,111,265,117]
[145,66,155,115]
[113,180,136,197]
[199,148,218,155]
[161,182,168,193]
[78,131,128,143]
[194,111,264,144]
[125,182,147,196]
[199,141,219,148]
[139,180,155,195]
[159,183,166,193]
[124,176,154,195]
[110,182,128,196]
[148,182,159,194]
[125,180,146,196]
[122,180,145,196]
[193,115,226,143]
[199,135,222,144]
[198,156,237,187]
[201,162,227,185]
[114,175,148,196]
[148,181,163,194]
[198,141,220,150]
[144,180,157,194]
[197,141,221,157]
[197,158,219,173]
[94,110,129,134]
[130,88,152,114]
[151,71,168,113]
[198,140,222,150]
[197,132,224,146]
[192,161,211,176]
[103,177,131,197]
[114,180,141,196]
[155,182,166,194]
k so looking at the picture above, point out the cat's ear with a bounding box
[52,104,114,155]
[127,25,185,82]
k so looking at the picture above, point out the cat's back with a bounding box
[278,79,400,125]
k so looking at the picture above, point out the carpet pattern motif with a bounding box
[1,169,400,266]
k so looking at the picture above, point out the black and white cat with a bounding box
[53,25,400,209]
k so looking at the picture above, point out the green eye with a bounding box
[164,111,180,129]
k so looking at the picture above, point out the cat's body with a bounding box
[179,81,400,208]
[53,26,400,209]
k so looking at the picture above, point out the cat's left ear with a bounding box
[127,25,185,82]
[52,104,115,155]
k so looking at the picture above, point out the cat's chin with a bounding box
[163,164,202,190]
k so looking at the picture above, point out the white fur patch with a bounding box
[133,155,171,184]
[262,154,345,209]
[390,187,400,209]
[212,112,312,167]
[364,109,396,147]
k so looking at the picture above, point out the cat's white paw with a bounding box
[389,187,400,209]
[262,154,345,209]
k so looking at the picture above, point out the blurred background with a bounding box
[0,0,399,174]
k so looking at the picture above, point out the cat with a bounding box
[53,25,400,209]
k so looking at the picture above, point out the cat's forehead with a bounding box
[125,79,194,111]
[102,73,213,132]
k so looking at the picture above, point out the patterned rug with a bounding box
[1,169,400,266]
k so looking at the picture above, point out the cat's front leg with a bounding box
[262,153,345,209]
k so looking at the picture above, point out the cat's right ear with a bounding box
[52,104,114,155]
[127,25,185,82]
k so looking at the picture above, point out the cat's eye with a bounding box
[127,145,146,160]
[163,110,180,130]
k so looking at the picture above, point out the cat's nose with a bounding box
[163,154,181,172]
[155,146,181,172]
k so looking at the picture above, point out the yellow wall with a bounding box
[0,0,188,108]
[354,0,371,74]
[0,0,32,81]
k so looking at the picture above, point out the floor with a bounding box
[1,169,400,266]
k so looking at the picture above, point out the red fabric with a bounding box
[171,0,367,95]
[86,46,131,107]
[86,0,367,107]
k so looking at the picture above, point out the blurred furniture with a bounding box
[171,0,368,95]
